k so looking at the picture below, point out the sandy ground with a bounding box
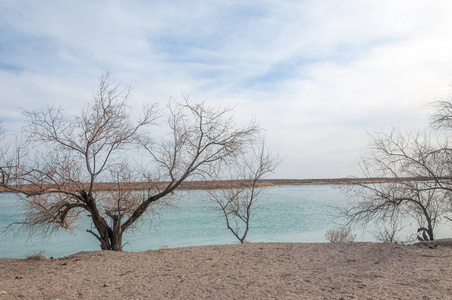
[1,242,452,299]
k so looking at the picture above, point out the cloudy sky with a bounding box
[1,0,452,179]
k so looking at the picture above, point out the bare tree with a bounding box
[0,73,259,251]
[0,122,7,186]
[340,94,452,242]
[0,123,28,188]
[342,129,452,241]
[207,139,280,244]
[431,98,452,130]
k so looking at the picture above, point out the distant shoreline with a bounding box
[0,177,435,193]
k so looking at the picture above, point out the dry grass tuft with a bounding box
[25,250,48,260]
[325,227,356,243]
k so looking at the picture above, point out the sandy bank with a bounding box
[1,242,451,299]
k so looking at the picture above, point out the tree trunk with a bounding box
[100,230,123,251]
[84,193,124,251]
[89,214,123,251]
[426,222,434,241]
[95,226,123,251]
[424,211,434,241]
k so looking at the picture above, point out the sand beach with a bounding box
[1,242,452,299]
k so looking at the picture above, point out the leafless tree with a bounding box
[0,122,7,186]
[0,123,28,188]
[207,139,280,244]
[342,128,452,241]
[0,73,259,251]
[430,98,452,222]
[431,98,452,130]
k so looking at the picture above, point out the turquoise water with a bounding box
[2,184,448,259]
[0,185,347,258]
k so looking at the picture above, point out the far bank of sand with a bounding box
[1,242,452,299]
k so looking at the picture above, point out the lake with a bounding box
[0,185,449,259]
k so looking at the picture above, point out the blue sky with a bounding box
[1,0,452,178]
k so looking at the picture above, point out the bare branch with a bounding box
[122,98,260,232]
[207,137,281,243]
[341,127,452,241]
[1,74,261,252]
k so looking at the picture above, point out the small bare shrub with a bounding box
[325,227,356,243]
[157,245,168,252]
[25,250,48,260]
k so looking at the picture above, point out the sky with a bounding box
[1,0,452,179]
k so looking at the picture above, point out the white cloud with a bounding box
[1,0,452,178]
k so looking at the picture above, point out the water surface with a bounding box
[1,185,447,259]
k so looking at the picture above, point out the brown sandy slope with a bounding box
[1,242,452,299]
